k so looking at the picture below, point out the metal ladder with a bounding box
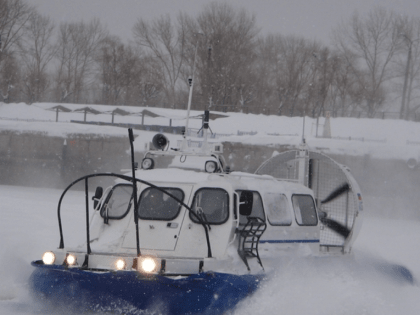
[237,217,267,271]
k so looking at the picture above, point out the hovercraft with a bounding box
[30,64,366,313]
[29,112,367,314]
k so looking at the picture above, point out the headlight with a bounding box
[66,254,77,266]
[42,251,55,265]
[115,259,126,270]
[138,256,157,273]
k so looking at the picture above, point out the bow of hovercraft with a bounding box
[30,259,261,314]
[29,142,269,314]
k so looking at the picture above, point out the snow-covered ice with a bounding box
[0,185,419,315]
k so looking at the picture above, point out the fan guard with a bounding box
[256,150,363,252]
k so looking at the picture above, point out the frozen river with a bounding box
[1,184,420,314]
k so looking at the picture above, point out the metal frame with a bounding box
[57,173,213,258]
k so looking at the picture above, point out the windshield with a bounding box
[100,184,133,220]
[138,187,184,221]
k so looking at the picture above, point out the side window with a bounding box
[237,190,265,225]
[264,193,292,226]
[190,188,229,224]
[292,195,318,226]
[101,184,133,220]
[138,187,184,221]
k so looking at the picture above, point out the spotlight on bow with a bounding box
[205,160,218,173]
[141,157,154,170]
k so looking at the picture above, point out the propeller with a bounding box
[319,217,350,238]
[320,183,350,204]
[319,183,351,239]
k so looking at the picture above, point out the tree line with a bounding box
[1,0,420,120]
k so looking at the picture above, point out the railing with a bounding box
[57,173,213,259]
[213,105,420,122]
[407,140,420,146]
[237,131,257,136]
[186,128,234,139]
[0,117,54,122]
[71,120,185,134]
[332,136,387,143]
[266,133,299,137]
[176,139,204,148]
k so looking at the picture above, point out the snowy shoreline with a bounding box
[1,102,420,162]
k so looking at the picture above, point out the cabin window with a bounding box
[190,188,229,225]
[100,184,133,220]
[292,194,318,226]
[237,190,265,225]
[264,193,292,226]
[138,187,184,221]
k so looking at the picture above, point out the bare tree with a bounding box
[327,52,361,116]
[0,0,33,101]
[20,12,55,103]
[235,74,257,113]
[0,0,33,57]
[310,47,346,117]
[96,37,163,106]
[97,36,136,105]
[133,14,187,108]
[393,15,420,120]
[134,55,163,106]
[53,19,107,103]
[0,52,19,102]
[274,35,318,116]
[253,35,277,114]
[333,7,400,117]
[190,2,259,111]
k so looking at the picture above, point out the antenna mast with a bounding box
[182,34,201,151]
[301,116,306,144]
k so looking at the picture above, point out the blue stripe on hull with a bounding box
[260,239,320,244]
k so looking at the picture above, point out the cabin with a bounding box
[57,163,321,275]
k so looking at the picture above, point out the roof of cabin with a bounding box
[133,168,313,196]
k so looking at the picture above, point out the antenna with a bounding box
[301,116,306,144]
[197,110,213,153]
[181,33,202,151]
[183,74,194,143]
[298,115,309,186]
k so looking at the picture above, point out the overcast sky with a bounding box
[31,0,420,46]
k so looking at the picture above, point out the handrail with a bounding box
[128,128,141,257]
[57,173,212,258]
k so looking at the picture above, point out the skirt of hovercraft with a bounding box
[29,261,262,314]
